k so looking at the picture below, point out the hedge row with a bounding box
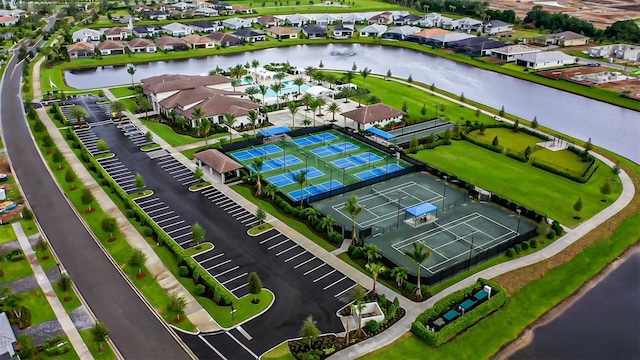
[532,159,599,183]
[487,123,551,141]
[460,131,503,153]
[506,151,528,162]
[411,278,507,347]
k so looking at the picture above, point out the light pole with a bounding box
[231,303,236,323]
[434,103,442,119]
[467,234,474,271]
[516,208,522,236]
[441,176,448,211]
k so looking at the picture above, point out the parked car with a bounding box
[587,63,601,67]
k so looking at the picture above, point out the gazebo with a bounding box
[404,202,438,228]
[366,127,396,146]
[258,126,291,143]
[194,149,243,183]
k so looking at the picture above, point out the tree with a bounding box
[318,59,324,68]
[524,146,532,160]
[460,92,465,104]
[252,157,264,197]
[256,207,266,224]
[287,101,298,128]
[134,173,145,192]
[479,122,486,135]
[300,315,321,348]
[386,68,392,79]
[407,74,413,84]
[314,97,327,117]
[194,167,204,180]
[16,334,36,359]
[430,82,436,92]
[270,82,284,109]
[344,195,365,245]
[110,100,126,122]
[128,248,147,276]
[191,222,206,246]
[81,188,95,212]
[600,181,612,196]
[352,62,357,71]
[1,287,22,319]
[52,150,64,169]
[199,119,212,149]
[390,266,409,287]
[167,293,187,321]
[251,59,260,77]
[499,105,505,117]
[532,116,538,128]
[293,169,308,207]
[319,215,336,236]
[343,70,355,84]
[585,137,593,152]
[145,131,153,143]
[492,136,499,146]
[308,98,319,127]
[573,196,583,213]
[247,110,259,137]
[366,262,385,294]
[90,321,110,352]
[359,67,371,90]
[475,108,481,120]
[97,138,109,152]
[420,103,427,120]
[247,272,262,303]
[127,64,136,88]
[401,100,408,113]
[224,113,237,143]
[352,284,366,338]
[101,216,117,239]
[258,84,268,107]
[403,242,431,298]
[65,169,76,188]
[354,88,367,108]
[513,118,520,132]
[70,105,88,127]
[263,184,278,201]
[304,66,315,82]
[363,243,381,265]
[293,76,305,95]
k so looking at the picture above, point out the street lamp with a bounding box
[516,208,522,236]
[467,234,475,271]
[434,103,442,119]
[441,176,448,211]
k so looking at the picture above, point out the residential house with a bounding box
[155,36,189,51]
[103,27,132,41]
[535,31,590,47]
[98,40,125,55]
[588,44,640,62]
[359,24,387,37]
[0,313,17,359]
[448,36,506,55]
[133,25,161,38]
[189,20,220,33]
[266,26,299,40]
[302,25,327,39]
[0,9,27,17]
[341,103,405,131]
[194,7,218,16]
[332,23,355,39]
[207,32,243,47]
[233,29,266,42]
[341,13,365,25]
[67,42,95,59]
[381,26,420,40]
[171,1,195,11]
[515,51,576,69]
[314,14,336,27]
[131,4,150,13]
[221,17,248,30]
[0,16,18,26]
[419,13,447,28]
[195,0,216,8]
[394,14,422,26]
[257,15,282,28]
[161,22,193,37]
[404,28,450,44]
[426,32,475,47]
[491,45,541,62]
[368,11,393,25]
[182,34,215,49]
[443,17,482,32]
[193,149,244,182]
[214,2,235,15]
[285,14,309,27]
[147,9,169,20]
[72,28,101,42]
[484,20,513,35]
[232,4,254,14]
[142,73,232,109]
[127,38,157,53]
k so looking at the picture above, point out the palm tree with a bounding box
[301,93,313,111]
[247,110,259,137]
[274,71,286,84]
[319,215,336,236]
[263,183,278,201]
[293,169,308,207]
[366,262,385,294]
[245,86,259,101]
[293,76,305,95]
[326,102,341,122]
[251,59,260,77]
[138,97,151,119]
[229,63,247,81]
[363,243,381,265]
[354,88,367,108]
[390,266,409,287]
[70,105,88,127]
[304,66,315,82]
[199,119,211,148]
[403,242,431,298]
[287,101,298,128]
[231,78,241,91]
[344,195,365,245]
[308,98,319,127]
[340,87,353,104]
[127,64,136,88]
[344,70,355,84]
[1,287,22,319]
[360,67,371,90]
[252,157,264,196]
[315,97,326,117]
[258,84,268,108]
[270,82,284,109]
[223,113,237,143]
[110,100,126,122]
[192,107,204,134]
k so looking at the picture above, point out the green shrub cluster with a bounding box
[532,159,599,183]
[460,132,503,153]
[4,249,25,262]
[411,279,507,347]
[43,335,71,356]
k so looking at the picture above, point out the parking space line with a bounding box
[206,259,231,270]
[313,269,336,283]
[245,220,260,227]
[225,332,258,359]
[150,211,173,219]
[202,189,218,196]
[105,168,129,174]
[175,175,194,182]
[259,234,280,244]
[135,197,157,205]
[111,174,134,180]
[182,179,199,186]
[334,284,357,298]
[240,216,255,224]
[162,220,186,228]
[230,283,247,293]
[166,225,190,234]
[155,215,179,224]
[218,199,234,206]
[236,213,252,220]
[276,245,298,256]
[209,195,226,202]
[215,266,239,277]
[294,257,315,269]
[146,206,169,214]
[171,170,191,177]
[303,263,325,275]
[157,158,174,165]
[198,335,228,360]
[199,253,224,264]
[285,251,307,262]
[323,277,347,290]
[177,238,192,246]
[226,206,242,213]
[221,272,247,285]
[173,232,191,240]
[140,203,165,210]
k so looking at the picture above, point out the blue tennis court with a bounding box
[355,163,404,180]
[311,142,360,158]
[266,167,324,187]
[291,133,339,147]
[232,144,282,161]
[332,152,383,169]
[249,155,302,172]
[288,180,344,202]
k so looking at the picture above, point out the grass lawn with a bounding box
[411,140,621,227]
[181,145,208,160]
[38,343,80,360]
[141,119,225,147]
[231,184,337,251]
[0,224,16,243]
[52,282,82,314]
[109,85,139,99]
[141,143,161,151]
[1,258,33,282]
[248,223,273,235]
[22,289,57,326]
[471,127,540,152]
[184,242,213,257]
[21,219,40,237]
[532,148,590,174]
[78,329,117,360]
[261,342,295,360]
[35,247,58,271]
[119,98,138,113]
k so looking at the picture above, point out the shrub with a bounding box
[420,284,430,297]
[547,231,556,240]
[402,280,416,293]
[506,248,516,257]
[365,320,380,333]
[514,244,522,254]
[387,304,397,319]
[521,240,529,250]
[178,266,189,277]
[194,284,206,296]
[220,294,231,306]
[213,289,222,303]
[530,238,538,248]
[143,227,153,237]
[125,210,135,218]
[34,120,45,132]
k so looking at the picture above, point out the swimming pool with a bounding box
[262,83,310,98]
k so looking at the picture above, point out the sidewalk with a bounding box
[13,223,94,360]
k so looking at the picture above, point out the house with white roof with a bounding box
[516,51,576,70]
[484,20,513,35]
[314,14,336,27]
[359,24,387,37]
[285,14,310,27]
[162,22,193,37]
[491,45,541,62]
[381,26,420,40]
[341,13,365,24]
[72,28,101,43]
[444,17,482,32]
[221,17,248,30]
[418,13,445,28]
[0,313,17,359]
[172,1,196,10]
[194,7,218,16]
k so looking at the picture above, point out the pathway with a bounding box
[13,223,94,359]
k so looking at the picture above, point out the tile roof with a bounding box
[155,36,186,47]
[411,28,450,38]
[142,74,231,94]
[268,26,298,35]
[67,42,94,52]
[98,40,125,50]
[207,32,240,42]
[194,149,243,173]
[159,87,260,119]
[127,38,154,48]
[341,103,405,124]
[182,34,213,44]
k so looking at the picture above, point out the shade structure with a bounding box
[405,202,438,217]
[366,126,396,140]
[258,126,291,137]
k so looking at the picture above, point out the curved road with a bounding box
[1,57,191,358]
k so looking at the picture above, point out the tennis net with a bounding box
[371,188,394,203]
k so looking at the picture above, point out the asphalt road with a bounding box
[1,57,191,359]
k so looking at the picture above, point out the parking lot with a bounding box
[97,157,142,194]
[59,95,112,125]
[74,127,110,156]
[117,120,154,148]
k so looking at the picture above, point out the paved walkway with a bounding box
[13,223,94,359]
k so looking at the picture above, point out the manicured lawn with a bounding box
[532,148,590,174]
[22,219,40,236]
[119,98,138,113]
[52,281,82,314]
[1,258,33,282]
[39,343,80,360]
[470,127,540,151]
[22,289,57,326]
[35,247,58,271]
[141,119,224,147]
[78,329,117,360]
[411,141,621,227]
[141,143,160,151]
[261,342,295,360]
[248,223,273,235]
[108,85,139,99]
[231,184,337,251]
[0,224,16,243]
[181,145,208,160]
[184,242,213,257]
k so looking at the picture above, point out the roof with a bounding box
[207,32,241,43]
[142,74,231,94]
[148,9,168,15]
[162,22,190,32]
[537,30,590,41]
[402,14,422,21]
[410,28,450,38]
[103,27,131,36]
[189,20,217,28]
[258,15,278,24]
[428,32,475,43]
[359,24,387,33]
[302,25,326,35]
[286,14,309,22]
[334,24,355,32]
[367,127,395,140]
[518,51,575,64]
[183,34,212,44]
[268,26,298,35]
[164,88,260,119]
[234,29,264,37]
[258,126,291,137]
[488,19,512,27]
[133,25,158,34]
[155,36,187,47]
[341,103,405,124]
[195,149,243,173]
[222,17,246,26]
[128,38,154,48]
[492,44,541,55]
[72,28,100,37]
[0,313,16,355]
[98,40,125,50]
[406,202,438,217]
[67,42,94,52]
[384,26,420,36]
